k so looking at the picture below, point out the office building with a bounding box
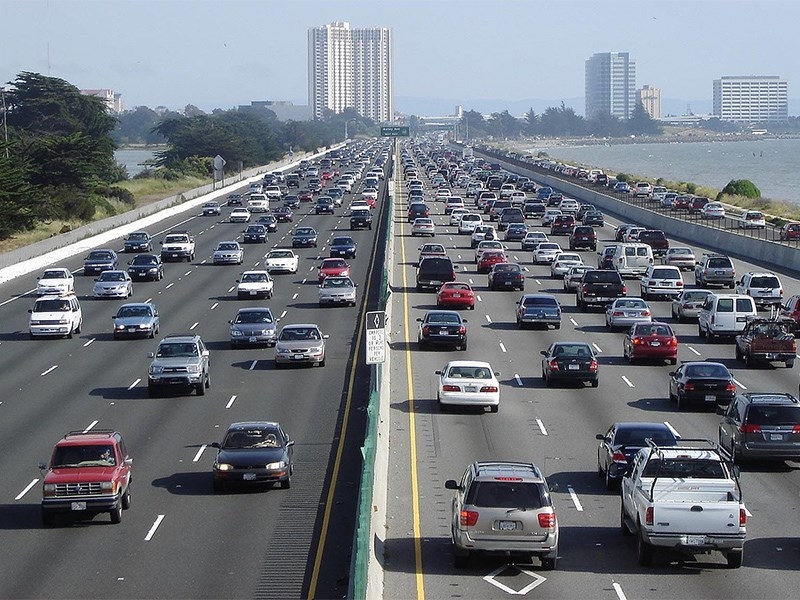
[308,22,393,123]
[585,52,636,120]
[712,76,788,123]
[638,85,661,119]
[80,89,123,114]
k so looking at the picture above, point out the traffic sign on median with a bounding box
[380,126,410,138]
[365,311,386,364]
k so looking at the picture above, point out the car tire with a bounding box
[677,393,685,411]
[591,379,599,388]
[121,485,131,510]
[605,469,616,491]
[554,323,561,330]
[726,550,743,569]
[540,556,557,571]
[544,372,552,387]
[280,478,291,490]
[196,380,206,396]
[669,358,677,365]
[110,503,123,524]
[620,504,632,536]
[637,528,654,566]
[698,324,706,338]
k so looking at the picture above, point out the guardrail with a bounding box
[475,147,800,277]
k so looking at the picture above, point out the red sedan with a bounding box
[437,282,476,310]
[298,190,313,202]
[477,250,507,274]
[318,258,350,283]
[780,222,800,241]
[623,321,678,365]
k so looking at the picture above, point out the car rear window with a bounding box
[651,269,680,279]
[708,258,732,268]
[467,481,545,509]
[746,405,800,425]
[522,296,557,306]
[736,298,755,311]
[716,298,734,312]
[750,276,780,288]
[642,459,726,478]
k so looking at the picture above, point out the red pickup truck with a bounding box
[39,430,132,526]
[735,318,797,368]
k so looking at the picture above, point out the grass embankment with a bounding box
[0,174,210,254]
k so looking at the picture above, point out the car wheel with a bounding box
[280,478,291,490]
[669,358,677,365]
[637,528,654,566]
[121,485,131,510]
[554,323,561,330]
[540,556,557,571]
[698,324,706,338]
[677,393,685,411]
[726,550,743,569]
[196,380,206,396]
[591,378,599,388]
[110,502,123,524]
[544,372,552,387]
[605,469,616,491]
[469,303,474,310]
[620,504,632,536]
[319,358,326,367]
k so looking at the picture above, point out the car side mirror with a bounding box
[595,434,606,441]
[210,442,221,449]
[322,334,330,340]
[38,461,48,470]
[286,440,295,448]
[540,350,548,356]
[444,479,460,490]
[148,352,155,358]
[124,458,133,466]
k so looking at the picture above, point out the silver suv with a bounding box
[148,335,210,397]
[695,253,735,288]
[444,461,559,569]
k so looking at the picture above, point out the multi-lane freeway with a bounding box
[383,142,800,599]
[0,144,390,599]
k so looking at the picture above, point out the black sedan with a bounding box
[291,226,318,248]
[330,236,357,259]
[668,361,736,411]
[83,249,118,276]
[487,262,525,291]
[211,422,294,492]
[242,224,268,244]
[541,342,599,387]
[127,254,164,281]
[274,206,294,223]
[123,231,153,253]
[256,214,278,232]
[283,195,300,209]
[596,422,678,490]
[226,193,243,206]
[315,197,335,215]
[417,310,468,351]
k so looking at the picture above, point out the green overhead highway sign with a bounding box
[380,126,410,137]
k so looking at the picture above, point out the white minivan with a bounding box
[697,294,757,339]
[610,243,654,277]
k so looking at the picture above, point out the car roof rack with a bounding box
[64,429,117,438]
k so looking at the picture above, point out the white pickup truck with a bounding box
[620,439,746,568]
[160,231,195,263]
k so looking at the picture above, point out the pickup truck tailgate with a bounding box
[645,480,744,536]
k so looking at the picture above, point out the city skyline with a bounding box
[2,0,798,117]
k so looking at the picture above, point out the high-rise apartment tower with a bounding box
[585,52,636,120]
[308,22,393,123]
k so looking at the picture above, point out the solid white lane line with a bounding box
[280,310,287,319]
[499,342,507,353]
[83,420,98,432]
[83,338,95,347]
[165,283,174,289]
[15,479,39,501]
[41,365,58,376]
[192,445,206,463]
[612,582,628,600]
[128,378,141,390]
[570,318,579,327]
[733,377,747,390]
[592,343,603,354]
[567,486,584,511]
[249,360,258,370]
[144,515,165,541]
[663,421,680,438]
[190,322,199,330]
[536,419,548,435]
[621,376,635,388]
[514,374,523,387]
[687,345,702,356]
[210,302,219,310]
[225,395,237,409]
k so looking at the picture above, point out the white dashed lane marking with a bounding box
[536,419,548,435]
[621,376,635,388]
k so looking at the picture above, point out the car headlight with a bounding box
[42,483,56,497]
[186,364,201,373]
[265,461,287,470]
[276,347,290,354]
[58,317,70,324]
[150,366,164,374]
[114,324,125,331]
[214,463,233,471]
[101,481,117,493]
[148,267,158,273]
[139,323,151,329]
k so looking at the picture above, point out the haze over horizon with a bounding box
[3,0,798,117]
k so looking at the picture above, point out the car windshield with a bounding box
[447,365,492,379]
[634,324,672,336]
[99,272,125,281]
[467,481,544,509]
[223,428,283,449]
[269,251,292,259]
[280,327,321,341]
[552,344,592,357]
[117,306,152,318]
[52,445,116,468]
[129,233,148,241]
[746,405,800,426]
[750,276,780,287]
[235,311,273,324]
[494,264,519,272]
[241,273,268,282]
[322,260,346,269]
[614,299,647,309]
[614,428,676,447]
[41,270,66,279]
[35,299,70,312]
[651,269,680,279]
[88,252,113,260]
[332,238,354,246]
[296,229,315,235]
[157,343,199,358]
[218,243,238,251]
[322,278,353,288]
[523,296,557,307]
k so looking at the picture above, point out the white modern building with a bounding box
[638,85,661,119]
[712,76,788,123]
[585,52,636,120]
[308,22,393,123]
[80,89,123,114]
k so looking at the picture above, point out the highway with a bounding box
[0,145,389,599]
[383,142,800,599]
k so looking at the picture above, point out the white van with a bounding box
[697,294,758,339]
[247,194,269,213]
[610,243,654,277]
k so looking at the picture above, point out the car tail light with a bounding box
[740,424,761,434]
[676,281,684,287]
[740,509,747,527]
[685,383,695,391]
[480,386,499,393]
[613,311,624,317]
[645,507,654,526]
[460,510,479,527]
[589,359,598,371]
[642,310,651,316]
[792,425,800,434]
[422,326,430,335]
[538,511,556,529]
[666,337,678,346]
[622,284,627,294]
[457,326,466,334]
[442,385,460,392]
[726,383,737,392]
[633,337,642,345]
[710,314,716,324]
[745,288,750,295]
[612,452,627,462]
[549,360,560,371]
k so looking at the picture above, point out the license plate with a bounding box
[568,364,580,370]
[715,270,724,275]
[430,280,442,286]
[439,329,449,336]
[250,291,257,295]
[292,354,305,360]
[71,502,86,511]
[453,293,461,298]
[704,395,716,402]
[248,337,257,343]
[172,253,179,258]
[465,385,478,393]
[650,341,660,346]
[498,520,517,531]
[243,473,257,481]
[686,535,706,546]
[770,433,784,441]
[504,281,512,286]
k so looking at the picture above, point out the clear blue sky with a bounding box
[2,0,797,115]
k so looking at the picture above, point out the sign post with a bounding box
[365,311,386,364]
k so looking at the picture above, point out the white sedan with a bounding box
[236,270,274,299]
[701,202,726,219]
[737,210,766,229]
[264,249,299,274]
[37,267,75,295]
[229,208,251,223]
[550,252,583,278]
[93,270,133,299]
[533,242,562,264]
[435,360,500,413]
